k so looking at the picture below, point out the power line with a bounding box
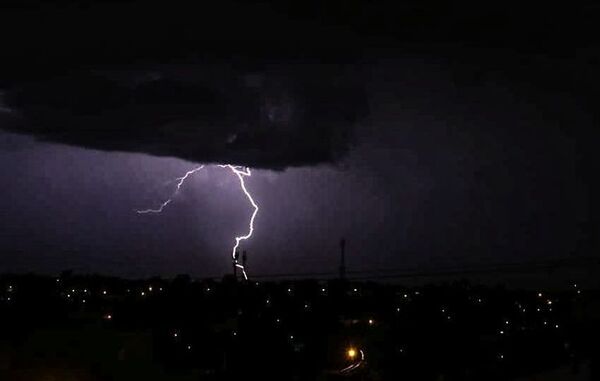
[240,256,600,281]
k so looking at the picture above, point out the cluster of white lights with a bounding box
[7,279,582,363]
[169,330,195,352]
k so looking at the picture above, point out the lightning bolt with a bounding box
[218,165,258,281]
[136,165,205,214]
[136,164,257,280]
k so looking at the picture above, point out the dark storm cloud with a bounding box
[1,64,368,169]
[1,1,596,169]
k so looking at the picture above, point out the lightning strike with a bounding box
[218,165,259,281]
[136,164,257,280]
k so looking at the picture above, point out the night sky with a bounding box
[0,1,597,280]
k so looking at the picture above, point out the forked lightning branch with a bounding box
[136,164,258,280]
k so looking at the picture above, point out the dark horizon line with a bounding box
[1,255,597,285]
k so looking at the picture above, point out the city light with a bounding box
[347,348,357,359]
[341,348,365,373]
[0,274,581,377]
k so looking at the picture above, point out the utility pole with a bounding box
[339,238,346,280]
[242,250,247,273]
[233,251,239,279]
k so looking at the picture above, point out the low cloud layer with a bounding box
[1,64,368,169]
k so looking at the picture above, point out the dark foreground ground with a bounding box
[0,273,598,380]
